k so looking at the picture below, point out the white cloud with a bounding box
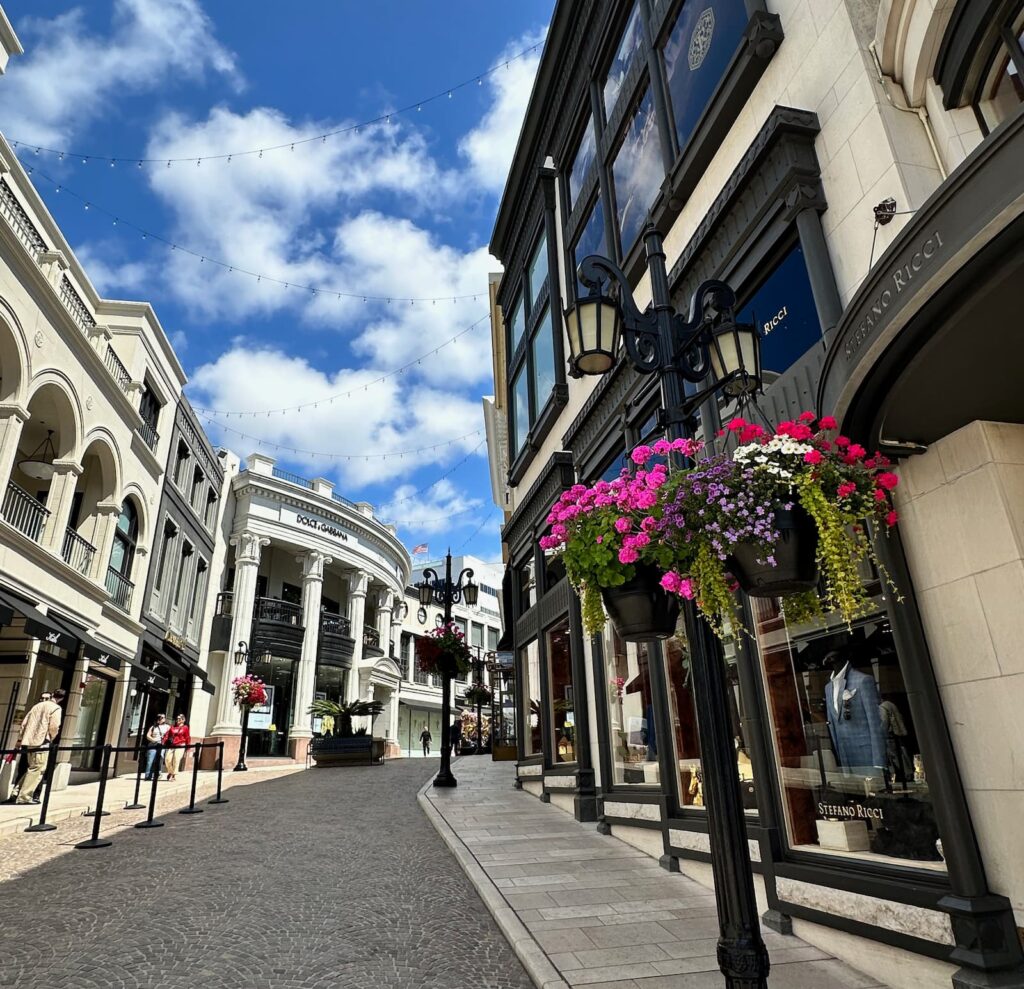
[0,0,240,147]
[379,479,483,535]
[458,29,546,193]
[188,344,486,488]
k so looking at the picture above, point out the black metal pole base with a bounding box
[207,796,229,804]
[432,771,458,788]
[952,966,1024,988]
[134,819,164,829]
[24,821,56,832]
[82,809,111,818]
[718,938,771,989]
[124,801,146,810]
[74,837,112,849]
[178,806,204,815]
[232,763,248,772]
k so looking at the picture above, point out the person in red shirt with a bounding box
[163,713,191,780]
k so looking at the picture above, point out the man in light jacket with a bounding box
[14,689,65,804]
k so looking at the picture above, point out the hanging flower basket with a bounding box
[463,683,493,706]
[727,504,819,597]
[232,674,268,708]
[600,563,680,641]
[415,622,472,679]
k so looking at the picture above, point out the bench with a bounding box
[310,736,385,767]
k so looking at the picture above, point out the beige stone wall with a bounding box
[895,420,1024,924]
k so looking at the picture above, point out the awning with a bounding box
[132,666,170,691]
[0,587,79,652]
[193,665,216,697]
[82,636,130,672]
[140,633,195,681]
[399,695,444,711]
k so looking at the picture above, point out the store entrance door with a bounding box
[247,656,296,757]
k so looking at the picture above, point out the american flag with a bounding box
[412,543,429,555]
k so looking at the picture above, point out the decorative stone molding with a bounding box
[230,531,270,565]
[36,249,69,288]
[298,549,332,582]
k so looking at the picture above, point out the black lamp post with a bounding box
[232,640,270,773]
[565,223,768,989]
[418,551,478,788]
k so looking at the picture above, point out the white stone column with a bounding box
[377,590,394,655]
[0,404,29,493]
[291,550,331,740]
[344,571,369,703]
[212,532,270,733]
[41,460,82,554]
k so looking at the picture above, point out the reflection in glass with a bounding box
[568,118,596,208]
[528,233,548,308]
[69,675,112,771]
[522,639,543,756]
[508,295,527,351]
[663,0,748,151]
[531,306,556,412]
[573,198,606,295]
[604,631,659,784]
[611,88,663,254]
[980,39,1024,130]
[754,593,943,868]
[603,2,644,116]
[518,555,537,613]
[548,620,576,762]
[512,368,530,454]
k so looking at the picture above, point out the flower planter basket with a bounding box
[601,564,680,642]
[728,505,819,597]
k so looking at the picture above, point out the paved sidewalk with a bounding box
[421,758,889,989]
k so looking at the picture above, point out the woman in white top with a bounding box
[144,714,169,781]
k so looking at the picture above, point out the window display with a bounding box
[603,631,660,784]
[664,629,757,812]
[547,620,575,763]
[522,639,542,756]
[753,596,942,866]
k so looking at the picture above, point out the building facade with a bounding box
[0,129,190,787]
[485,2,1024,987]
[200,454,412,764]
[394,554,506,757]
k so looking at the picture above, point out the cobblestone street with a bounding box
[0,761,534,989]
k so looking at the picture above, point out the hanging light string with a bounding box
[459,508,499,548]
[192,314,489,417]
[200,413,484,460]
[9,41,543,168]
[23,165,488,304]
[387,439,487,507]
[382,502,486,527]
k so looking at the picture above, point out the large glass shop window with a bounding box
[612,88,664,254]
[603,2,644,116]
[568,118,596,209]
[753,597,943,867]
[663,0,749,152]
[522,639,543,757]
[547,619,576,763]
[664,630,757,811]
[574,198,606,295]
[511,368,530,455]
[737,242,825,379]
[604,631,660,784]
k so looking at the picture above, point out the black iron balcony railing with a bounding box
[256,597,303,626]
[2,481,49,543]
[105,566,134,611]
[61,527,96,575]
[137,418,159,451]
[320,612,352,636]
[363,624,381,650]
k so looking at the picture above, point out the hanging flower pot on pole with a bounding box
[540,414,901,641]
[415,622,472,680]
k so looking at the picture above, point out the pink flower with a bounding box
[614,517,632,534]
[837,481,857,499]
[847,443,866,460]
[886,510,899,527]
[635,490,657,509]
[874,488,887,502]
[835,435,850,448]
[819,416,838,430]
[630,445,654,465]
[671,437,702,457]
[641,516,657,531]
[798,411,816,422]
[632,532,651,548]
[660,571,681,593]
[739,424,766,443]
[678,578,695,599]
[595,535,603,544]
[618,547,639,564]
[726,417,748,432]
[776,420,796,436]
[804,449,822,465]
[653,439,672,455]
[789,424,814,441]
[876,471,899,491]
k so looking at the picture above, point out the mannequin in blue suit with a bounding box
[823,652,886,771]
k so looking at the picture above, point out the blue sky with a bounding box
[0,0,552,562]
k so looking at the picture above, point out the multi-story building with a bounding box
[394,554,505,757]
[119,398,231,761]
[485,2,1024,987]
[0,125,190,788]
[201,454,411,765]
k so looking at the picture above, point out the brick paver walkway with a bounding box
[423,758,889,989]
[0,760,533,989]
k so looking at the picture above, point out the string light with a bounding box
[9,41,544,168]
[25,166,487,305]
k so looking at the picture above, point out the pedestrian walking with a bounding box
[163,713,191,780]
[13,689,65,805]
[419,725,431,756]
[143,713,169,780]
[450,720,461,758]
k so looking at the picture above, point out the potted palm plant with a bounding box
[308,698,386,766]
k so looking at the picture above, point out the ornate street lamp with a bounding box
[566,224,769,989]
[232,640,271,773]
[417,551,477,788]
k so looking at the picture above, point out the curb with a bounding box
[416,772,569,989]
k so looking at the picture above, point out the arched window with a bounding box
[109,499,138,578]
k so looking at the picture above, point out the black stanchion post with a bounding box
[179,742,203,815]
[134,761,164,829]
[83,741,112,818]
[75,745,113,849]
[125,746,145,810]
[25,742,59,833]
[208,741,229,805]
